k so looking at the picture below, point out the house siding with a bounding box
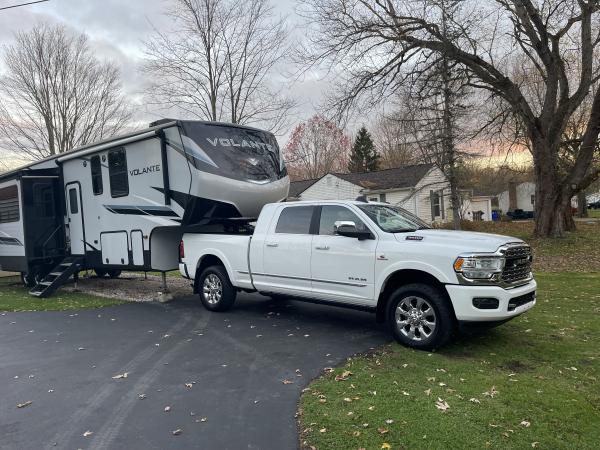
[293,167,451,224]
[299,174,363,201]
[498,182,536,212]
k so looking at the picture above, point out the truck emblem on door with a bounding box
[349,276,367,282]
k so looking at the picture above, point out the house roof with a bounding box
[288,178,320,197]
[334,163,435,191]
[288,163,437,197]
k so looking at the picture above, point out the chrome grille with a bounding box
[501,245,532,284]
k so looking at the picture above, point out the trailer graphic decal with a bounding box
[103,205,180,218]
[0,236,23,246]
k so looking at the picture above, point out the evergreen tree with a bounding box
[348,126,379,173]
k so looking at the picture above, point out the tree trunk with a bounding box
[577,191,588,218]
[533,167,575,237]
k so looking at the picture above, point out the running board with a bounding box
[29,257,83,298]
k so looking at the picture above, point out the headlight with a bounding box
[454,256,504,280]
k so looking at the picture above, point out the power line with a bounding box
[0,0,50,11]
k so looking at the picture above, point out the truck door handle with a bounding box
[315,245,330,250]
[266,242,279,247]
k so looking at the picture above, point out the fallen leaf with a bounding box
[385,419,394,424]
[378,427,389,435]
[185,383,193,389]
[343,397,352,403]
[469,398,481,404]
[16,401,32,408]
[282,379,294,385]
[164,406,171,412]
[112,372,128,380]
[368,406,375,411]
[172,429,182,436]
[335,370,353,381]
[531,442,539,448]
[381,443,391,449]
[352,431,361,437]
[319,428,326,433]
[200,417,207,422]
[83,431,93,437]
[520,420,531,428]
[424,389,432,396]
[138,394,146,400]
[435,398,449,412]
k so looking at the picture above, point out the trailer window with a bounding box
[108,148,128,197]
[68,188,79,214]
[0,185,19,223]
[91,155,103,195]
[275,206,314,234]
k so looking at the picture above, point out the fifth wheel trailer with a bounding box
[0,119,289,296]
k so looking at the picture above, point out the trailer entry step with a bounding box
[29,257,83,298]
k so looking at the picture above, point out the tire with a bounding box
[107,270,122,279]
[197,265,236,312]
[21,271,35,287]
[95,269,107,278]
[386,283,455,350]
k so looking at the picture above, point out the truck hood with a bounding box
[394,229,524,253]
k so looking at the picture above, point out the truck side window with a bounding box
[108,148,129,198]
[275,206,313,234]
[91,155,103,195]
[319,205,367,236]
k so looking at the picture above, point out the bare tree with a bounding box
[284,115,351,179]
[299,0,600,237]
[0,24,131,160]
[143,0,295,134]
[373,115,416,168]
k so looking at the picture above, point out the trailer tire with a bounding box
[21,271,36,287]
[107,270,122,279]
[387,283,455,351]
[198,265,236,312]
[94,269,107,278]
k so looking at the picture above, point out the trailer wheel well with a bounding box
[194,255,225,293]
[375,270,454,323]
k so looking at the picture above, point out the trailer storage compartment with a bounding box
[101,231,129,265]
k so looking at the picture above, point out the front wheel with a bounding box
[107,270,121,279]
[197,265,236,312]
[387,283,455,350]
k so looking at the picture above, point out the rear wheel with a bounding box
[94,269,107,278]
[107,270,122,279]
[387,283,455,350]
[197,265,236,312]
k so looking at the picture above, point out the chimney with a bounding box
[508,182,517,211]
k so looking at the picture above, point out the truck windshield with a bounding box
[358,204,430,233]
[179,121,287,184]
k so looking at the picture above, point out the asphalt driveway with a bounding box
[0,293,388,450]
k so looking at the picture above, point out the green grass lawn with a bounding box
[0,276,124,312]
[299,273,600,450]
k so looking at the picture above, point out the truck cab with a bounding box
[180,200,536,350]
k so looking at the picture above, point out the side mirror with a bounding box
[334,221,373,240]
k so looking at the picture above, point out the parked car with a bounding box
[507,209,535,220]
[588,200,600,209]
[179,201,536,350]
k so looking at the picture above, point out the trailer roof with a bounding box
[0,120,274,182]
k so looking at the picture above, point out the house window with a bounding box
[91,155,103,195]
[108,148,129,198]
[275,206,314,234]
[380,193,386,203]
[531,195,535,206]
[431,191,441,218]
[0,185,19,223]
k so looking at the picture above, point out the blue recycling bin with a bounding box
[491,210,500,221]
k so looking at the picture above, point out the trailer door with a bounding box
[66,183,85,255]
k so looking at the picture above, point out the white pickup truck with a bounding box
[179,200,536,349]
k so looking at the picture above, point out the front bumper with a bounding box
[445,279,536,322]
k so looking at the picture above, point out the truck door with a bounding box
[66,183,85,255]
[259,205,314,295]
[310,205,376,303]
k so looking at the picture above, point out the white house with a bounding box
[289,164,493,223]
[497,182,536,213]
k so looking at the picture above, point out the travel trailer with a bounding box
[0,120,289,296]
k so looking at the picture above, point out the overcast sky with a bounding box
[0,0,330,147]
